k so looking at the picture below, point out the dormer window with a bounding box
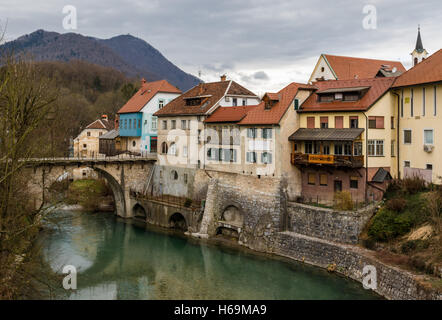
[232,98,237,106]
[185,98,202,106]
[158,99,165,109]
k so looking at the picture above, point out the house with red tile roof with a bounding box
[201,82,315,200]
[308,54,405,83]
[152,76,260,169]
[74,115,114,158]
[391,48,442,184]
[117,79,181,154]
[289,77,398,204]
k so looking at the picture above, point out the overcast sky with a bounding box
[1,0,441,92]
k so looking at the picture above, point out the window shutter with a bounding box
[233,150,237,162]
[376,116,384,129]
[294,99,299,110]
[268,153,272,164]
[246,152,250,162]
[307,117,315,128]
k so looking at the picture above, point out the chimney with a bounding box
[220,74,227,81]
[141,78,147,86]
[102,114,108,122]
[198,84,203,95]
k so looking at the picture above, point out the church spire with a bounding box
[411,25,428,66]
[415,25,424,53]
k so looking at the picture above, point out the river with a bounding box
[42,210,381,300]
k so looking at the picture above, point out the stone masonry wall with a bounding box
[270,231,441,300]
[287,202,376,244]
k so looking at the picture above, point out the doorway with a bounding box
[334,180,342,192]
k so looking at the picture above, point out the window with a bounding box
[232,98,237,106]
[124,119,127,129]
[138,119,141,129]
[308,173,316,185]
[307,117,315,128]
[368,116,384,129]
[207,148,217,160]
[184,174,188,184]
[426,164,433,170]
[83,144,87,148]
[320,117,328,128]
[321,67,325,72]
[404,161,410,168]
[305,141,319,154]
[171,170,178,180]
[158,99,165,109]
[334,143,343,155]
[343,93,359,101]
[391,116,395,129]
[151,116,157,130]
[335,116,343,129]
[247,128,257,138]
[322,143,330,155]
[129,119,132,129]
[368,140,384,156]
[350,116,358,128]
[87,131,91,137]
[403,129,412,144]
[99,132,103,136]
[181,120,187,130]
[319,94,333,102]
[171,120,176,129]
[343,143,352,156]
[353,142,362,156]
[246,152,257,163]
[334,93,343,100]
[411,89,414,117]
[183,146,188,157]
[423,87,426,116]
[434,86,437,116]
[424,129,434,145]
[320,174,328,186]
[262,128,272,139]
[294,99,299,110]
[261,152,272,164]
[169,143,177,155]
[350,177,358,189]
[391,140,395,157]
[162,120,167,130]
[242,99,246,106]
[161,142,168,154]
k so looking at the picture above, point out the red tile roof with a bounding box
[299,77,395,112]
[117,79,181,114]
[393,49,442,87]
[154,80,258,117]
[85,118,114,130]
[238,83,315,125]
[323,54,406,80]
[204,105,258,123]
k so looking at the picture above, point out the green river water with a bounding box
[43,210,381,300]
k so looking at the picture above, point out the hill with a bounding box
[1,29,200,91]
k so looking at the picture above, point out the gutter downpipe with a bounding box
[363,112,369,203]
[392,91,401,179]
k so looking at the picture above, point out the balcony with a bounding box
[291,153,364,168]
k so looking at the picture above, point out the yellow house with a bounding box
[392,48,442,183]
[289,77,398,204]
[73,115,114,158]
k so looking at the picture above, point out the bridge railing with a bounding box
[25,153,157,162]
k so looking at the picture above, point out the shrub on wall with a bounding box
[386,198,407,212]
[333,191,353,211]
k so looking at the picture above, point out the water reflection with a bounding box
[43,211,380,300]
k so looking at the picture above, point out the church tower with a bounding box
[411,26,428,66]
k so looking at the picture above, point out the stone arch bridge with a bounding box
[24,157,156,218]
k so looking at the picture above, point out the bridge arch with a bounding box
[93,167,126,217]
[169,212,187,231]
[132,203,147,220]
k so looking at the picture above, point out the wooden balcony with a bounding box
[291,153,364,168]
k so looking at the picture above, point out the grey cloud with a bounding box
[253,71,269,81]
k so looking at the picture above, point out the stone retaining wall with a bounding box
[270,231,441,300]
[287,202,376,244]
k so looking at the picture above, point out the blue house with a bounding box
[117,79,181,153]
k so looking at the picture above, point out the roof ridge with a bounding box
[323,53,404,63]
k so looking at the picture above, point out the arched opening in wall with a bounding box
[93,167,125,216]
[171,170,178,180]
[221,205,243,226]
[215,227,239,241]
[169,212,187,231]
[161,142,168,154]
[132,203,147,220]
